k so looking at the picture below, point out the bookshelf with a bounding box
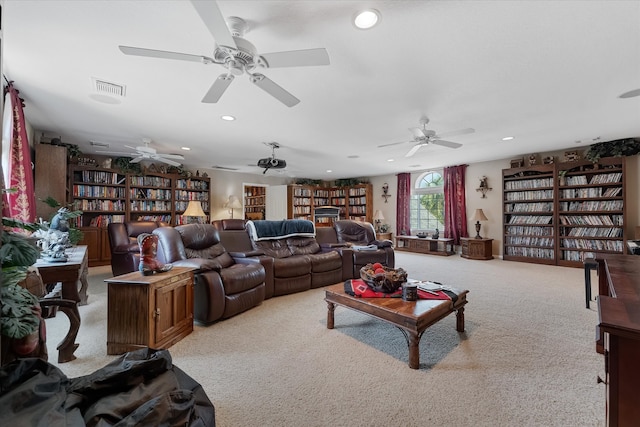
[69,165,211,265]
[286,183,372,226]
[502,158,626,267]
[244,185,266,220]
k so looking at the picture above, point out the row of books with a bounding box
[88,215,126,227]
[73,199,126,211]
[129,176,171,187]
[561,239,624,251]
[504,236,554,247]
[175,201,210,212]
[73,185,126,198]
[175,190,209,201]
[504,177,553,190]
[563,251,595,262]
[507,215,553,225]
[560,187,622,198]
[77,170,124,185]
[130,201,171,211]
[348,196,367,205]
[505,190,553,201]
[565,227,623,238]
[559,214,623,226]
[174,215,210,225]
[136,215,171,222]
[348,187,368,196]
[292,206,312,214]
[505,246,555,259]
[505,226,554,236]
[559,200,623,212]
[131,188,172,200]
[504,202,553,213]
[175,179,208,190]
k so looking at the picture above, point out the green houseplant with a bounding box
[584,138,640,162]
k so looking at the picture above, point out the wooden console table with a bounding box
[394,236,454,256]
[105,267,194,355]
[595,255,640,425]
[460,237,493,260]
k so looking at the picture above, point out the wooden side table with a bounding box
[105,267,194,355]
[460,237,493,260]
[376,232,392,241]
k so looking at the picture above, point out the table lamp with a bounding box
[183,200,206,224]
[471,208,488,239]
[225,195,243,219]
[373,210,385,232]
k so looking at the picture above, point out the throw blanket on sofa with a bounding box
[344,279,456,301]
[246,219,316,241]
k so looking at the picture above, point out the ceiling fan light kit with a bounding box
[119,0,330,107]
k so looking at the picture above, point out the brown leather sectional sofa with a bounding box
[108,219,394,324]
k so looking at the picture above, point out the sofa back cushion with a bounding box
[176,224,234,269]
[251,239,294,259]
[212,219,253,253]
[334,220,376,244]
[287,237,321,256]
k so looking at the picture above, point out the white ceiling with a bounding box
[3,0,640,179]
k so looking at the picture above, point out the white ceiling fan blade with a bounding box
[377,140,412,148]
[260,48,330,68]
[129,156,144,163]
[202,74,234,103]
[119,46,212,63]
[154,157,182,167]
[409,127,427,139]
[436,127,475,139]
[432,139,463,149]
[190,0,237,49]
[250,73,300,107]
[157,154,185,160]
[405,144,423,157]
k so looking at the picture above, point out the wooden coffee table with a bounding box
[325,283,468,369]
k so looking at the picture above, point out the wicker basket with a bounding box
[360,264,408,293]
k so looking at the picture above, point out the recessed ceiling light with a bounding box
[326,169,332,173]
[619,88,640,99]
[502,136,514,141]
[181,146,191,151]
[387,158,394,162]
[353,9,380,29]
[221,115,236,121]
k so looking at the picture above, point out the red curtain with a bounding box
[396,173,411,236]
[3,82,36,223]
[443,165,467,244]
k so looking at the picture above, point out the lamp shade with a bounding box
[373,210,385,221]
[471,208,488,222]
[227,195,243,210]
[183,200,206,217]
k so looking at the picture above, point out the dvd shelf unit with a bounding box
[503,164,556,265]
[502,157,626,267]
[244,185,266,220]
[69,165,210,265]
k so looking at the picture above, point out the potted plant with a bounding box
[584,138,640,162]
[379,223,390,233]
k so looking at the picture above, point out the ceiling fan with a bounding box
[256,142,287,174]
[378,117,475,157]
[96,139,185,166]
[119,0,330,107]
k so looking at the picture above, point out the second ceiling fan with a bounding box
[379,117,475,157]
[119,0,330,107]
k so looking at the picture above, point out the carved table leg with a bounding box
[78,265,89,306]
[456,306,465,332]
[40,299,80,363]
[326,301,335,329]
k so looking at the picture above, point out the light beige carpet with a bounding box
[44,253,604,426]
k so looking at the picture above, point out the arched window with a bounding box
[410,170,445,232]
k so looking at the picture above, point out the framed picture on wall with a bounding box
[510,158,524,168]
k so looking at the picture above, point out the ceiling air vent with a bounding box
[91,78,126,97]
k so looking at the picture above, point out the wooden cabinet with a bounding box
[395,236,454,256]
[596,256,640,425]
[502,158,626,267]
[76,227,111,267]
[35,144,68,221]
[460,237,493,260]
[376,232,393,241]
[105,267,194,355]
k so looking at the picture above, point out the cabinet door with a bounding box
[78,227,100,265]
[153,274,193,347]
[100,228,112,262]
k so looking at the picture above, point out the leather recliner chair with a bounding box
[333,220,395,278]
[153,223,266,324]
[107,221,168,276]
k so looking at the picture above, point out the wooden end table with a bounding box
[325,283,468,369]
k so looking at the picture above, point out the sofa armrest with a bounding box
[373,239,393,248]
[171,258,222,272]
